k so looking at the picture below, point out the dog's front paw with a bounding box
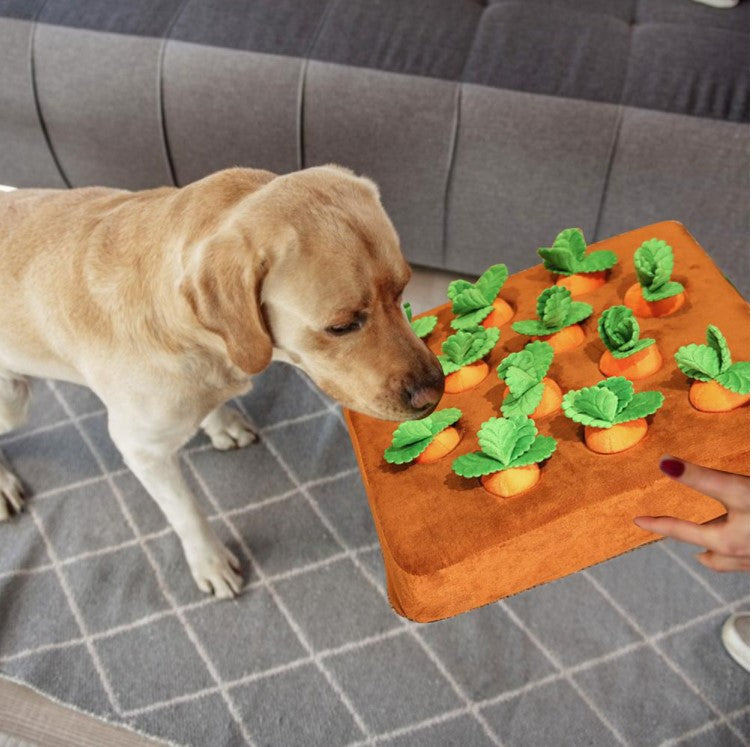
[0,463,25,521]
[185,535,243,599]
[202,407,258,451]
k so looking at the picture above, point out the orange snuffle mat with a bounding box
[344,222,750,623]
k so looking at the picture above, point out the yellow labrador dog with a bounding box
[0,166,444,597]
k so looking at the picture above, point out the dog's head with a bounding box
[181,166,444,421]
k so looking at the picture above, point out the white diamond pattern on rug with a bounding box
[0,364,748,747]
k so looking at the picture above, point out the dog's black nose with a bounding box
[405,369,445,412]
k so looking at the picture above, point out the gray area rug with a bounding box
[0,362,749,747]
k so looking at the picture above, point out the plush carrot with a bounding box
[403,302,437,339]
[384,408,463,465]
[561,377,664,454]
[452,416,557,497]
[674,325,750,412]
[497,341,562,418]
[538,227,618,296]
[448,264,514,330]
[624,239,686,318]
[512,286,592,353]
[439,326,500,394]
[597,305,662,381]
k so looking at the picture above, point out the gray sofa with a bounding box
[0,0,749,294]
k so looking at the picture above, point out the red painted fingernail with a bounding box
[660,458,685,478]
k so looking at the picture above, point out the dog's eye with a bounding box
[326,317,364,336]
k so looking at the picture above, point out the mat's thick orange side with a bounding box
[345,221,749,622]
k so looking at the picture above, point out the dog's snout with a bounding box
[405,367,445,413]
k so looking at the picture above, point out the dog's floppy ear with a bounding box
[181,229,272,374]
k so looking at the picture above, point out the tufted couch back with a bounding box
[0,0,749,294]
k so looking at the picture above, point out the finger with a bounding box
[659,455,750,509]
[633,515,724,549]
[696,550,750,573]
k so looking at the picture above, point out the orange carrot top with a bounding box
[452,416,556,479]
[383,407,462,465]
[538,227,617,278]
[438,326,500,378]
[598,305,656,360]
[632,238,685,304]
[448,264,510,330]
[497,341,557,417]
[675,325,750,397]
[561,376,664,431]
[512,286,592,340]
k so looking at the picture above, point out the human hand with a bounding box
[634,455,750,572]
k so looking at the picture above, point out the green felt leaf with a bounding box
[613,390,664,424]
[597,377,634,414]
[447,278,475,301]
[450,306,494,331]
[426,407,463,435]
[411,315,438,338]
[451,451,506,477]
[507,434,557,468]
[451,287,491,316]
[526,341,555,379]
[538,286,570,329]
[554,228,588,260]
[561,386,619,428]
[439,327,499,374]
[634,239,685,301]
[448,265,508,319]
[538,228,617,275]
[477,416,536,467]
[511,319,552,337]
[389,420,434,449]
[476,264,509,302]
[501,382,545,417]
[384,438,434,465]
[564,300,593,327]
[497,344,553,413]
[542,288,570,329]
[404,303,437,338]
[503,363,541,396]
[579,249,618,273]
[715,361,750,395]
[642,279,685,302]
[538,246,577,275]
[706,325,732,372]
[518,286,590,334]
[563,378,664,428]
[675,343,722,381]
[383,408,462,464]
[597,305,654,358]
[635,239,673,290]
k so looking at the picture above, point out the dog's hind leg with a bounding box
[0,371,30,520]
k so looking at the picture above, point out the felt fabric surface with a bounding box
[345,221,750,623]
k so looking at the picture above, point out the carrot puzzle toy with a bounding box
[439,326,500,393]
[497,341,562,418]
[624,238,686,318]
[403,302,437,339]
[538,227,618,296]
[597,305,662,381]
[562,376,665,454]
[448,264,513,330]
[675,325,750,412]
[512,286,592,352]
[384,407,463,465]
[452,415,557,497]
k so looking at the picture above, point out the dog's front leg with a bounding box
[108,416,243,598]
